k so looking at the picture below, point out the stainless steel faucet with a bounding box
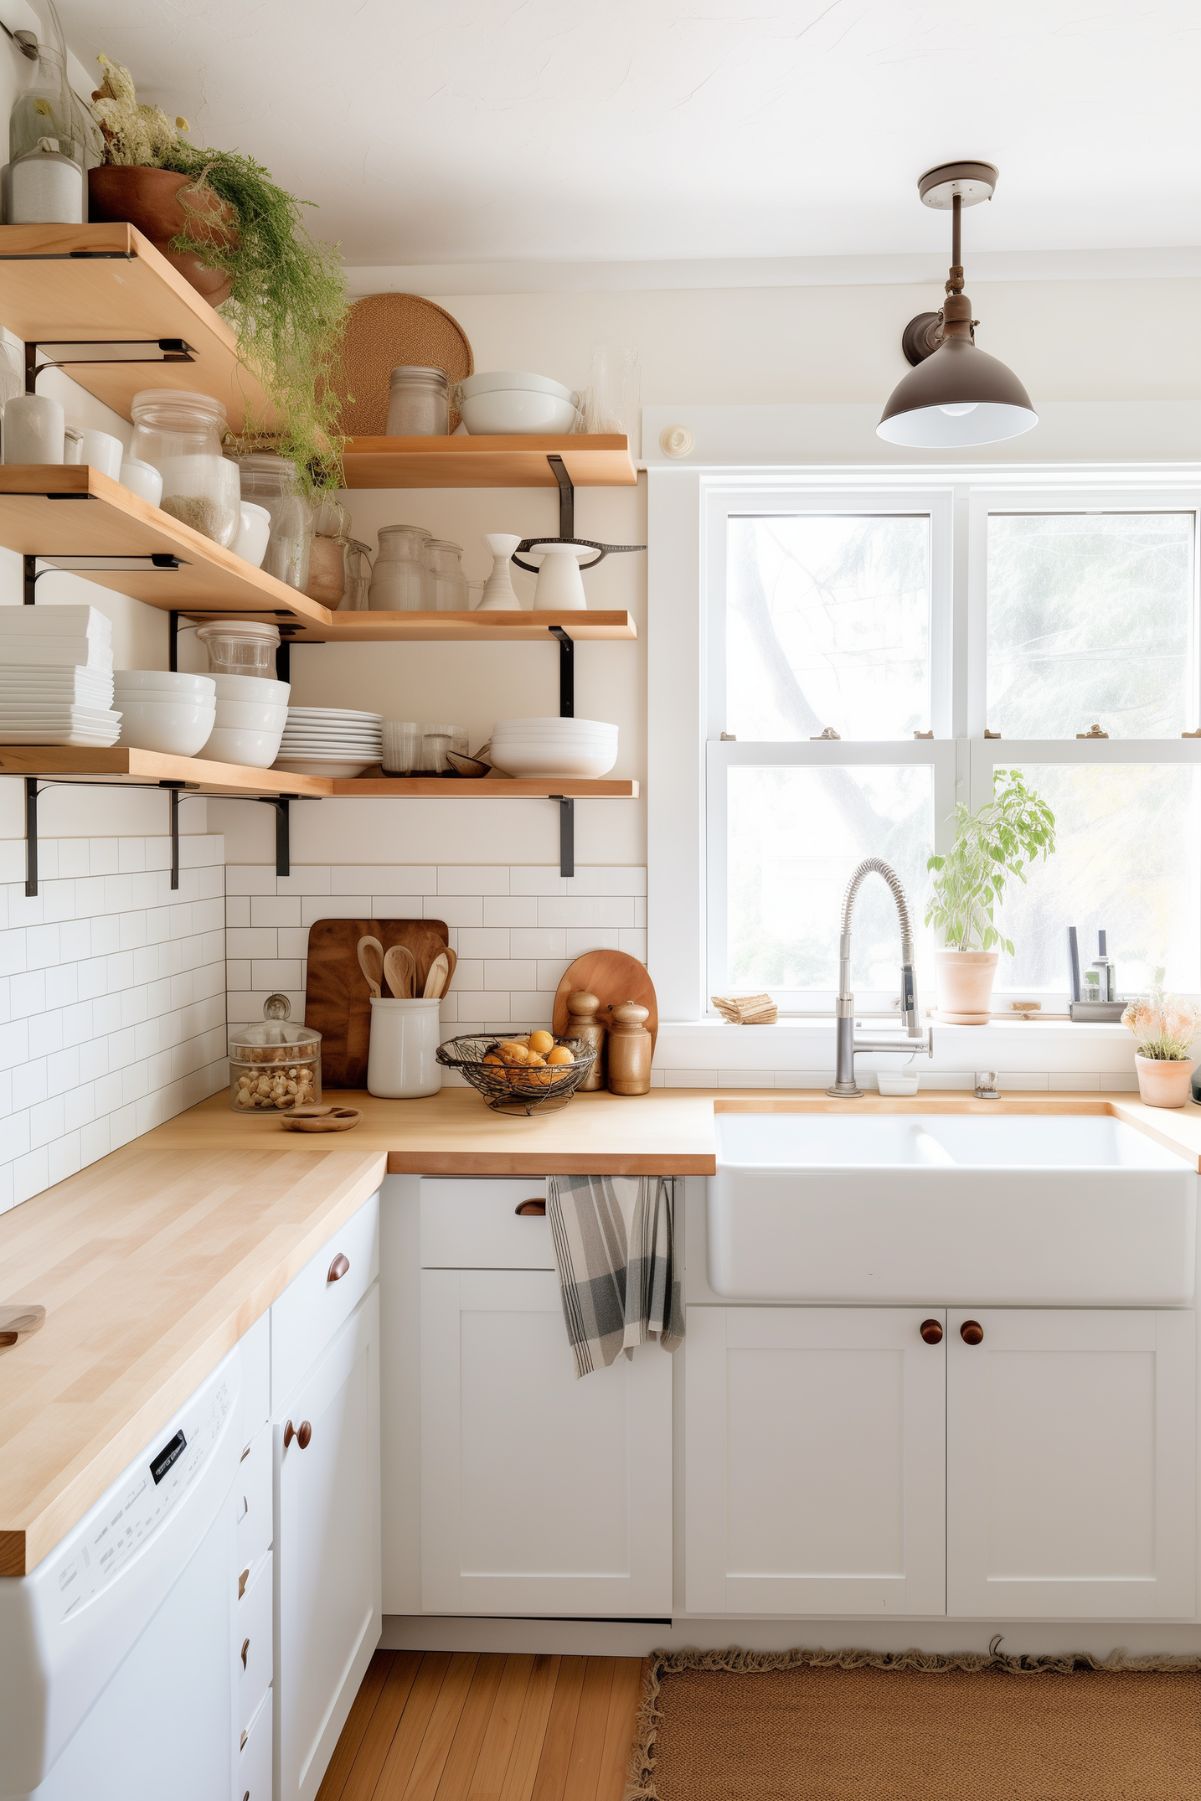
[827,857,933,1097]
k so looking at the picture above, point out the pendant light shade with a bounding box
[878,162,1037,450]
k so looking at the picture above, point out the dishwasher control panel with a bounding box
[53,1371,235,1620]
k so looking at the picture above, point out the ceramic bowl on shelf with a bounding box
[113,669,215,701]
[232,501,272,568]
[210,673,290,707]
[273,757,376,778]
[117,696,216,756]
[119,458,163,508]
[456,389,580,435]
[203,723,287,767]
[489,715,618,779]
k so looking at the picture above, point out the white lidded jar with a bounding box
[131,389,240,546]
[386,365,450,436]
[367,996,442,1097]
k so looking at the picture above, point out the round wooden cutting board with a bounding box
[551,951,658,1049]
[331,293,474,435]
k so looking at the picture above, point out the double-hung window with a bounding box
[696,476,1201,1017]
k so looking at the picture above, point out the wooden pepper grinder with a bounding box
[565,989,606,1091]
[606,1000,653,1096]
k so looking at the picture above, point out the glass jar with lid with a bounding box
[236,453,314,590]
[131,390,240,546]
[386,366,450,436]
[369,524,432,611]
[425,539,468,612]
[229,993,321,1112]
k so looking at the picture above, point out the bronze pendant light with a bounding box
[878,161,1038,449]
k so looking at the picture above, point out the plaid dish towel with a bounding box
[546,1174,684,1378]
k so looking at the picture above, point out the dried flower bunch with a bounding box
[90,54,189,165]
[1121,992,1200,1061]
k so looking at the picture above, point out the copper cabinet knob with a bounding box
[514,1198,547,1216]
[960,1319,985,1346]
[919,1318,943,1345]
[327,1253,350,1283]
[284,1418,313,1450]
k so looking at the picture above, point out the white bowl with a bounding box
[114,669,215,700]
[203,722,287,768]
[118,698,216,756]
[213,698,289,731]
[492,724,616,740]
[458,390,580,435]
[232,501,272,568]
[210,673,290,706]
[490,744,617,778]
[120,458,163,508]
[273,757,375,777]
[492,716,615,732]
[458,370,578,403]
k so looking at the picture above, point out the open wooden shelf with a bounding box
[341,435,636,490]
[0,466,331,625]
[0,223,276,430]
[328,776,639,798]
[283,608,637,643]
[0,745,331,797]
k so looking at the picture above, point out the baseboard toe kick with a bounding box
[381,1614,1201,1660]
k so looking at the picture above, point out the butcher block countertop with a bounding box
[3,1082,1201,1577]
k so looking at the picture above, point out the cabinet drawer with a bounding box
[234,1558,273,1738]
[235,1423,273,1575]
[420,1178,553,1270]
[271,1190,379,1411]
[233,1688,272,1801]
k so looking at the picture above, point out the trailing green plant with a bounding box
[89,56,347,492]
[925,769,1056,955]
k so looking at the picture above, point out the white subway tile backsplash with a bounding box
[424,895,483,928]
[538,896,636,927]
[250,896,301,927]
[300,895,370,925]
[457,928,512,958]
[482,897,541,927]
[511,929,568,960]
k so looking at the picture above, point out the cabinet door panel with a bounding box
[947,1308,1196,1620]
[684,1307,946,1616]
[275,1285,381,1801]
[420,1269,672,1614]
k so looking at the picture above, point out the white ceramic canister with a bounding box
[2,391,64,464]
[367,996,442,1097]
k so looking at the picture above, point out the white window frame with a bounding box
[647,460,1201,1022]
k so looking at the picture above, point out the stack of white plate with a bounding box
[0,605,120,746]
[115,670,216,756]
[489,716,618,779]
[202,673,291,768]
[275,707,383,777]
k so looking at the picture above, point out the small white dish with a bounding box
[211,698,289,731]
[119,457,163,508]
[457,370,577,402]
[232,500,271,568]
[203,722,286,768]
[118,697,216,756]
[78,428,124,480]
[458,389,579,435]
[210,673,290,706]
[114,669,215,700]
[876,1070,921,1096]
[273,757,376,777]
[489,745,617,778]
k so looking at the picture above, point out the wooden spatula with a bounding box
[356,934,384,998]
[383,942,416,999]
[423,949,451,999]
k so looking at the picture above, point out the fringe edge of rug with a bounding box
[624,1639,1201,1801]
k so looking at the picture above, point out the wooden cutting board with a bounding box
[305,917,449,1087]
[551,951,658,1049]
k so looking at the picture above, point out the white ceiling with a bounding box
[57,0,1201,271]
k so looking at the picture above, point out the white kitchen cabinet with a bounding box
[420,1268,672,1615]
[947,1307,1197,1620]
[684,1305,947,1616]
[274,1284,381,1801]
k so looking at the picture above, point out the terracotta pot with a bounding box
[933,948,998,1025]
[1134,1054,1195,1109]
[88,166,238,305]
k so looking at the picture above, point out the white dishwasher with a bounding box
[0,1348,243,1801]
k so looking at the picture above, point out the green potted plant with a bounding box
[1121,993,1200,1109]
[925,770,1056,1023]
[86,56,346,488]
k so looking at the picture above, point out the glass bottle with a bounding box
[426,539,468,612]
[236,453,314,590]
[131,390,240,546]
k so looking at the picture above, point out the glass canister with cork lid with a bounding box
[229,993,322,1111]
[130,390,240,546]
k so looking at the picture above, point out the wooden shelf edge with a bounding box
[272,608,638,643]
[0,746,332,798]
[327,777,639,798]
[341,434,636,490]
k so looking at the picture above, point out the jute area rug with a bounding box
[627,1646,1201,1800]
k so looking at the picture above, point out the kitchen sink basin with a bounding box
[709,1112,1197,1305]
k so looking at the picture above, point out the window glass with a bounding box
[726,514,931,740]
[994,763,1201,993]
[986,512,1196,738]
[723,763,934,994]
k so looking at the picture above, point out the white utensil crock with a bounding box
[367,996,442,1097]
[2,392,64,464]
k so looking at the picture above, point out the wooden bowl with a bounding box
[279,1105,362,1134]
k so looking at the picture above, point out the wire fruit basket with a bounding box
[437,1033,597,1116]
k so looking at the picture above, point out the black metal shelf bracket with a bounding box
[24,337,195,393]
[259,796,292,878]
[549,624,575,718]
[23,775,198,897]
[547,453,574,540]
[551,796,575,879]
[23,552,183,607]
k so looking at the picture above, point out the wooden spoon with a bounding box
[441,946,458,994]
[356,934,384,998]
[423,949,451,1000]
[383,942,416,999]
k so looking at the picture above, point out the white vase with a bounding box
[531,544,590,611]
[477,533,524,610]
[367,996,442,1098]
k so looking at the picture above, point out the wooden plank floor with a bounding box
[318,1652,645,1801]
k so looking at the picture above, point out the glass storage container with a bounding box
[195,620,280,677]
[130,390,240,546]
[236,453,314,590]
[229,994,321,1112]
[425,539,468,612]
[369,523,432,611]
[386,365,450,436]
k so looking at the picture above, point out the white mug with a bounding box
[367,996,442,1098]
[79,428,124,480]
[1,392,64,465]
